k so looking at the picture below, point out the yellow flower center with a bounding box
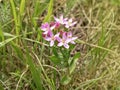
[51,36,55,40]
[62,39,65,43]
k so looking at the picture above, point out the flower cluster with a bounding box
[41,15,78,49]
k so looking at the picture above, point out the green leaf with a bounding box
[69,44,75,50]
[60,48,70,61]
[69,52,80,74]
[61,75,71,85]
[50,55,61,65]
[73,52,81,60]
[52,47,58,56]
[49,53,68,68]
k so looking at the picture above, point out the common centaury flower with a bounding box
[67,31,78,44]
[44,30,60,47]
[57,32,70,49]
[54,15,67,25]
[65,19,77,28]
[40,15,78,48]
[41,22,55,34]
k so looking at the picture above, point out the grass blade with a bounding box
[20,0,26,16]
[0,36,17,47]
[25,47,42,90]
[0,23,4,41]
[43,0,54,22]
[10,0,20,43]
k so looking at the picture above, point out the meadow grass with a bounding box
[0,0,120,90]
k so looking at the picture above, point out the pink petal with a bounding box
[58,42,63,47]
[56,37,61,42]
[60,15,63,20]
[66,38,71,43]
[64,18,68,21]
[41,28,47,31]
[65,25,69,28]
[50,40,54,47]
[54,17,60,22]
[71,37,78,40]
[41,23,49,29]
[43,31,49,34]
[71,21,77,26]
[54,33,60,38]
[67,31,72,37]
[63,43,69,49]
[44,37,51,41]
[69,19,73,22]
[70,41,75,44]
[55,22,60,28]
[63,20,68,24]
[62,32,67,39]
[47,30,53,37]
[50,25,55,30]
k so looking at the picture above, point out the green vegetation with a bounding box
[0,0,120,90]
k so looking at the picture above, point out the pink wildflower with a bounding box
[57,32,70,49]
[65,19,77,28]
[54,15,67,25]
[41,22,55,34]
[67,31,78,44]
[50,22,60,29]
[44,30,60,47]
